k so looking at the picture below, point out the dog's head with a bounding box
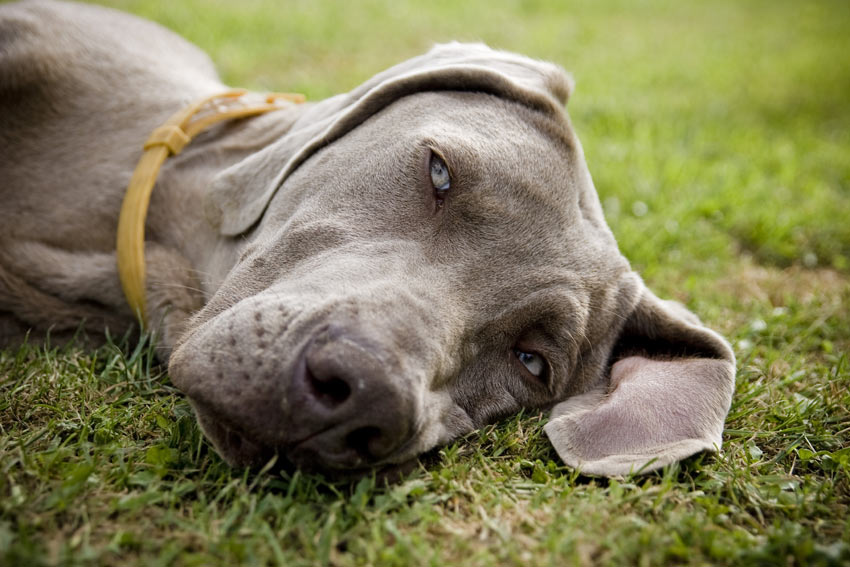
[168,43,735,477]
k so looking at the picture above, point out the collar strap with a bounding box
[116,89,305,324]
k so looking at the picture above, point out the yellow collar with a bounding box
[116,90,305,324]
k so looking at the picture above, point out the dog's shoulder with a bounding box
[0,0,225,177]
[1,0,220,100]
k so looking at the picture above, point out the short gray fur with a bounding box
[0,0,735,477]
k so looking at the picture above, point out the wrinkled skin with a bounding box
[1,1,735,477]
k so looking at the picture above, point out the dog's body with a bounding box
[1,0,735,477]
[1,0,256,349]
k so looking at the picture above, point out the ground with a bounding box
[1,0,848,565]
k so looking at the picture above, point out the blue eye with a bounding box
[513,349,547,378]
[429,152,451,193]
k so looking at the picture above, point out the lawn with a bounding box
[1,0,849,565]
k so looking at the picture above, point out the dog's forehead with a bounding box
[365,90,583,228]
[255,88,619,295]
[392,94,605,266]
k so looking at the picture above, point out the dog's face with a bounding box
[168,44,735,477]
[170,91,629,473]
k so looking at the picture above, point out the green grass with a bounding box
[2,0,849,565]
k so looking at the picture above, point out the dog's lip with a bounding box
[285,437,420,479]
[288,445,367,470]
[194,405,271,467]
[204,410,415,477]
[285,419,378,471]
[192,403,422,480]
[286,415,425,473]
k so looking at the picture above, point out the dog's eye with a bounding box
[513,348,547,379]
[429,152,451,195]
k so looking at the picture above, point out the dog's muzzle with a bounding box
[177,318,418,474]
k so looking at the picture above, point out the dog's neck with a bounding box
[144,101,312,301]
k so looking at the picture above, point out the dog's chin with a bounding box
[287,454,420,483]
[192,403,418,482]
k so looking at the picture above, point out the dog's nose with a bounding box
[288,326,415,469]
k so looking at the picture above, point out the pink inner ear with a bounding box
[610,355,658,388]
[580,356,709,458]
[545,355,734,476]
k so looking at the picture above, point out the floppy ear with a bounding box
[544,284,736,476]
[204,42,574,236]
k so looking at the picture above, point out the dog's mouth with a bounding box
[191,402,419,480]
[193,403,276,468]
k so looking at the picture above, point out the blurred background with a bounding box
[94,0,849,292]
[77,0,850,355]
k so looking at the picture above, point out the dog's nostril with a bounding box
[345,426,382,459]
[296,333,412,467]
[308,370,352,407]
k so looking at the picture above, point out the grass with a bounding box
[2,0,849,564]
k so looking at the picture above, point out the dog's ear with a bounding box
[205,42,575,236]
[544,281,736,477]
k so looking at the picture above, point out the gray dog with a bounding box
[0,0,735,477]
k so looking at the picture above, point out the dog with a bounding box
[0,0,735,477]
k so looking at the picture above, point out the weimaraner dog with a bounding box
[0,0,735,477]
